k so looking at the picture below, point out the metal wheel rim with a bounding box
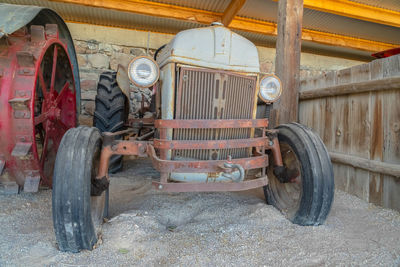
[268,142,302,219]
[90,144,105,230]
[34,42,76,186]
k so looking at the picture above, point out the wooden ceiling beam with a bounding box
[221,0,247,26]
[303,0,400,28]
[50,0,397,52]
[54,0,220,24]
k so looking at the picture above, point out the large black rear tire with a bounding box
[264,122,334,226]
[93,72,128,173]
[52,126,107,252]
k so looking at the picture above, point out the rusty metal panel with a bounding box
[173,67,257,161]
[152,176,268,192]
[154,137,267,150]
[148,144,268,173]
[155,119,268,128]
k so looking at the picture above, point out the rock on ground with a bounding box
[0,159,399,266]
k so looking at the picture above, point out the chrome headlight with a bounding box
[128,56,160,88]
[259,75,282,103]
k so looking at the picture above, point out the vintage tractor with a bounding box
[0,4,79,193]
[52,23,334,252]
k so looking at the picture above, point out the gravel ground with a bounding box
[0,158,399,266]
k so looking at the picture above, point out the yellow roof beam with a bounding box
[303,0,400,28]
[222,0,247,26]
[54,0,220,24]
[50,0,397,52]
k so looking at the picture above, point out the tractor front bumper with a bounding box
[97,118,283,193]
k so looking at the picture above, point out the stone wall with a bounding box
[73,39,156,125]
[66,22,365,125]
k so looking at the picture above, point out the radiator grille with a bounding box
[173,67,257,160]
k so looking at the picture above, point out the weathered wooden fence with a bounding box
[299,55,400,212]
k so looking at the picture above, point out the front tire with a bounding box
[264,122,334,226]
[52,126,108,252]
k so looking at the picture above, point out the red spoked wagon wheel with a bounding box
[0,24,76,191]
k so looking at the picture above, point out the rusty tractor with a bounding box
[47,22,334,252]
[0,4,79,193]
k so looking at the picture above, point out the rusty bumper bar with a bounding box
[147,145,268,173]
[155,119,268,129]
[154,137,268,150]
[96,118,281,193]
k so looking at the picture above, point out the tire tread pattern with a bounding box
[93,72,127,173]
[53,126,102,252]
[265,122,334,226]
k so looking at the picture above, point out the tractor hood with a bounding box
[157,25,260,73]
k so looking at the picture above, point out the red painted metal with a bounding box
[155,119,268,129]
[0,24,76,188]
[97,140,148,179]
[372,47,400,58]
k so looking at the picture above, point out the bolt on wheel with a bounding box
[34,42,76,186]
[0,24,76,190]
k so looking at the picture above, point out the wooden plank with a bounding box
[302,0,400,28]
[369,172,383,206]
[221,0,247,26]
[382,89,400,210]
[368,89,384,205]
[383,55,400,78]
[299,76,400,100]
[337,68,352,85]
[329,152,400,178]
[350,67,371,202]
[330,68,351,191]
[348,90,370,201]
[332,94,350,192]
[333,163,348,192]
[332,69,350,193]
[351,63,370,82]
[273,0,303,125]
[323,73,336,151]
[382,58,400,210]
[370,58,384,80]
[383,176,400,212]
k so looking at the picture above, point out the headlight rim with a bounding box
[128,55,160,88]
[258,74,282,103]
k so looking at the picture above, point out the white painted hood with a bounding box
[158,26,260,73]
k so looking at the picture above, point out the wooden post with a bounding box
[273,0,304,125]
[221,0,247,26]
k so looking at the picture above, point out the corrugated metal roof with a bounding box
[303,8,400,44]
[351,0,400,12]
[2,0,203,33]
[236,29,373,61]
[238,0,400,45]
[1,0,399,61]
[238,0,277,23]
[151,0,231,13]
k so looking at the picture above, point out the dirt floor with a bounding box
[1,158,399,266]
